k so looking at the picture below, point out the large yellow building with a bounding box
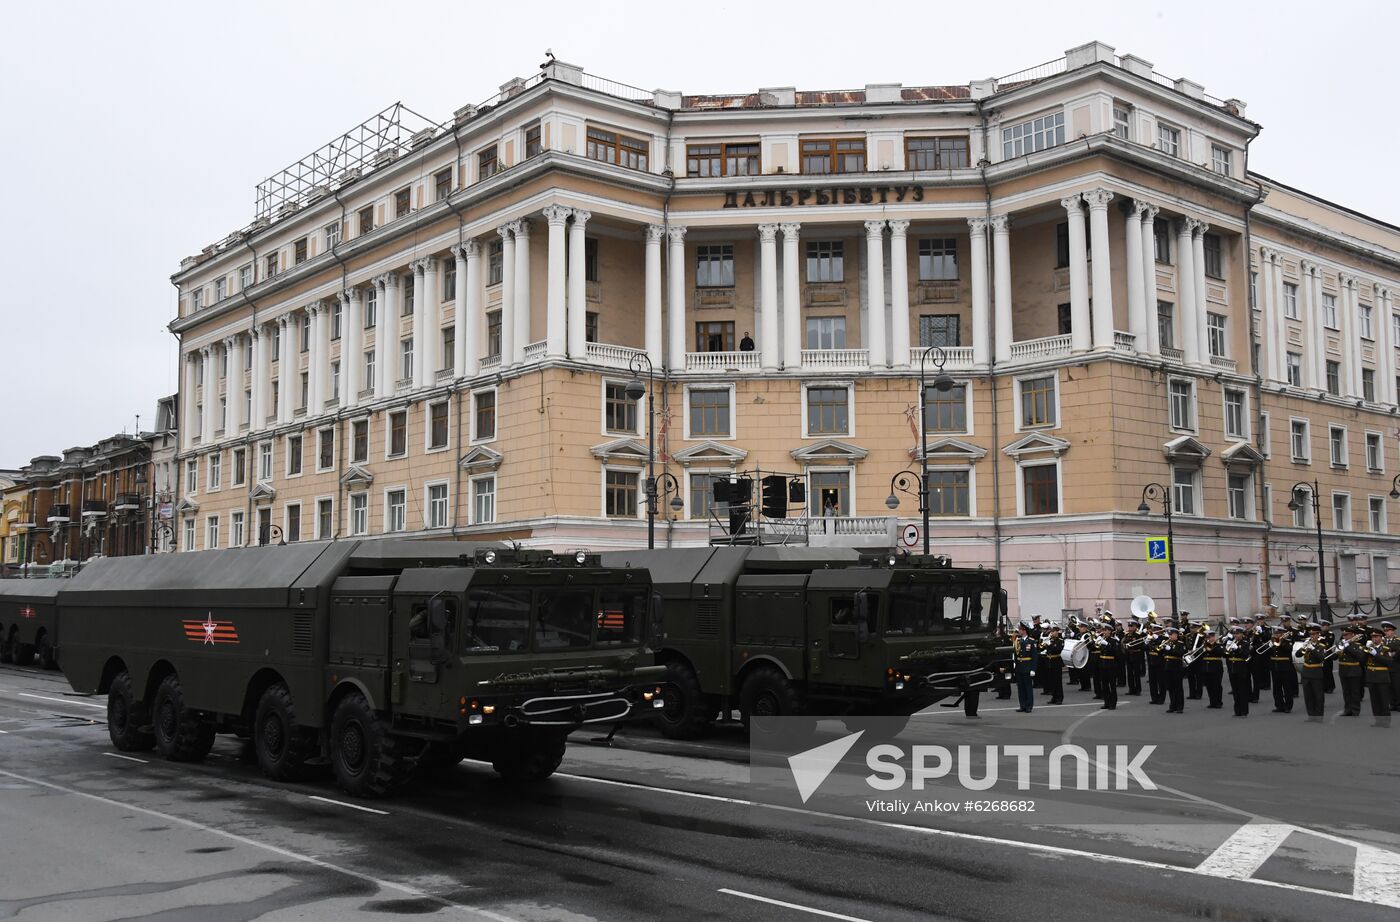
[164,42,1400,621]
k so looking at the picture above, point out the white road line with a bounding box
[1354,844,1400,907]
[718,888,873,922]
[102,752,149,764]
[0,768,518,922]
[911,702,1104,718]
[17,692,105,710]
[1195,823,1295,878]
[0,729,8,734]
[308,795,390,816]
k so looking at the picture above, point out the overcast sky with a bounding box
[0,0,1394,466]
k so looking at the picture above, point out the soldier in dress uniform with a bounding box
[1319,619,1337,694]
[1268,627,1296,713]
[1161,626,1186,713]
[1337,626,1366,717]
[1247,615,1271,702]
[1226,626,1251,717]
[1383,622,1400,708]
[1145,623,1166,704]
[1041,624,1065,705]
[1297,624,1329,719]
[1364,627,1393,725]
[1184,618,1205,700]
[1200,629,1225,708]
[1085,617,1103,698]
[1122,620,1145,696]
[1013,624,1039,713]
[1096,622,1120,710]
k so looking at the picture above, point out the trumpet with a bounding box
[1254,639,1273,655]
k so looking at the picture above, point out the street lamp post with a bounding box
[627,353,678,550]
[1288,480,1332,621]
[883,345,954,555]
[1137,483,1179,620]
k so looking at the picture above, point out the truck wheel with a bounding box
[739,666,805,731]
[491,729,567,783]
[108,671,155,752]
[13,644,34,667]
[655,660,714,740]
[152,674,215,762]
[254,684,318,782]
[329,692,409,798]
[36,635,58,671]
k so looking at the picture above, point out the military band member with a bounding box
[1097,623,1120,710]
[1364,628,1393,723]
[1041,625,1065,705]
[1319,620,1337,694]
[1161,627,1186,713]
[1337,626,1366,717]
[1145,623,1167,704]
[1122,620,1145,696]
[1184,621,1205,700]
[1226,626,1251,717]
[1247,615,1271,702]
[1297,624,1328,719]
[1085,618,1102,697]
[1269,627,1296,713]
[1383,622,1399,708]
[1200,629,1225,708]
[1014,624,1039,713]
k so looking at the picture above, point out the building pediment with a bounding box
[790,439,869,463]
[1221,441,1264,467]
[1163,435,1212,465]
[339,464,375,487]
[459,445,503,473]
[590,438,652,464]
[175,498,199,515]
[672,440,748,467]
[913,437,988,464]
[249,481,277,503]
[1002,432,1071,459]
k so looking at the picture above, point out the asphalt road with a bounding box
[1,665,1397,921]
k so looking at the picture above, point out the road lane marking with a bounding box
[102,752,149,764]
[1354,844,1400,907]
[719,888,873,921]
[0,767,519,921]
[17,693,105,710]
[308,795,389,816]
[912,702,1104,718]
[0,729,8,734]
[1195,824,1295,878]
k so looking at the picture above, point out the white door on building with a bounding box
[1018,571,1064,623]
[1229,571,1257,618]
[1338,555,1357,603]
[1372,555,1390,600]
[1179,571,1209,619]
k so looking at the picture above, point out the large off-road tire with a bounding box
[107,671,155,752]
[254,684,318,782]
[36,634,58,671]
[329,692,411,798]
[739,666,805,730]
[12,643,34,668]
[655,660,714,740]
[491,729,567,783]
[152,673,215,763]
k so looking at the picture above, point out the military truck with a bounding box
[57,539,666,796]
[600,547,1010,738]
[0,579,61,670]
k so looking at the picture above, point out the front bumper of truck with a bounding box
[458,665,669,729]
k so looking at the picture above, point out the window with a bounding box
[1169,379,1195,431]
[1367,432,1383,472]
[316,498,332,540]
[1020,375,1056,428]
[477,145,499,180]
[208,453,221,490]
[1113,106,1131,140]
[1363,369,1376,402]
[294,237,308,264]
[925,384,968,433]
[244,390,251,427]
[185,458,198,493]
[805,241,844,282]
[364,287,377,328]
[585,238,599,283]
[1286,352,1302,388]
[525,124,542,159]
[429,401,449,450]
[230,511,245,548]
[1250,271,1258,310]
[605,470,639,518]
[1224,388,1247,440]
[1322,293,1338,329]
[1157,302,1175,350]
[403,276,415,315]
[809,470,851,517]
[486,311,502,358]
[1207,313,1227,358]
[1153,219,1171,264]
[1329,426,1347,467]
[1203,234,1223,279]
[350,493,368,535]
[1292,487,1312,528]
[1283,282,1299,320]
[386,490,406,532]
[348,419,368,464]
[232,448,246,486]
[388,410,407,457]
[441,328,454,373]
[473,390,496,441]
[472,476,496,524]
[906,136,969,170]
[688,474,726,520]
[287,434,303,475]
[586,127,648,170]
[1370,497,1385,533]
[215,278,227,302]
[695,321,735,353]
[586,311,599,343]
[317,428,334,470]
[1227,473,1250,520]
[331,361,340,402]
[1326,361,1340,396]
[300,372,309,410]
[427,483,448,529]
[686,142,759,177]
[1002,111,1065,159]
[442,258,457,303]
[183,517,195,552]
[1260,412,1271,458]
[285,504,301,543]
[1393,312,1400,348]
[300,315,310,353]
[1054,223,1069,269]
[917,238,958,281]
[927,469,971,516]
[696,245,735,288]
[1290,420,1310,462]
[364,350,375,393]
[806,316,846,350]
[358,206,374,236]
[206,516,220,550]
[1212,145,1233,175]
[1023,464,1059,515]
[394,187,411,219]
[1172,465,1197,516]
[801,138,866,174]
[919,314,961,348]
[605,382,639,434]
[1332,493,1351,531]
[239,264,253,291]
[806,386,850,436]
[689,388,732,438]
[1156,123,1181,157]
[259,442,273,480]
[265,253,279,279]
[1360,305,1374,340]
[325,221,342,250]
[400,339,413,382]
[488,240,503,285]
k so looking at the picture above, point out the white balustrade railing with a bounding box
[1161,347,1184,363]
[1209,355,1237,371]
[522,341,546,362]
[1113,331,1136,352]
[686,351,761,372]
[480,354,501,369]
[801,348,869,369]
[908,346,974,369]
[585,341,646,369]
[1008,334,1072,361]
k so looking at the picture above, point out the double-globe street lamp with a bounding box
[884,345,955,555]
[1137,482,1179,621]
[1287,480,1330,622]
[627,353,684,549]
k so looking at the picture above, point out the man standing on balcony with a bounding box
[739,331,754,352]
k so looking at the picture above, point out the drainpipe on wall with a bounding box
[1242,136,1271,609]
[975,100,1004,579]
[659,105,677,548]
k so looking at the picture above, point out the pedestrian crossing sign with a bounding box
[1146,538,1170,563]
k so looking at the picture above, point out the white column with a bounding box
[423,258,441,383]
[1258,249,1278,381]
[1299,261,1318,389]
[567,210,590,359]
[1382,287,1397,405]
[513,220,531,364]
[1177,220,1199,365]
[968,218,991,365]
[1346,276,1364,396]
[1062,196,1090,352]
[543,205,570,359]
[1192,221,1210,365]
[644,225,664,368]
[182,352,199,449]
[1085,188,1116,350]
[1271,250,1290,385]
[277,315,294,424]
[991,215,1012,365]
[864,220,887,367]
[309,302,327,413]
[374,276,396,400]
[226,335,244,433]
[200,346,215,444]
[498,226,516,368]
[888,220,910,368]
[342,288,362,408]
[410,261,428,387]
[781,222,802,370]
[453,241,478,378]
[666,226,687,372]
[1140,205,1160,355]
[247,329,263,433]
[1125,201,1146,353]
[758,224,780,371]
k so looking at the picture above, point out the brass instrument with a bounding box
[1182,631,1206,665]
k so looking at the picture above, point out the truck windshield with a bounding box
[462,585,649,653]
[462,588,530,653]
[886,582,995,636]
